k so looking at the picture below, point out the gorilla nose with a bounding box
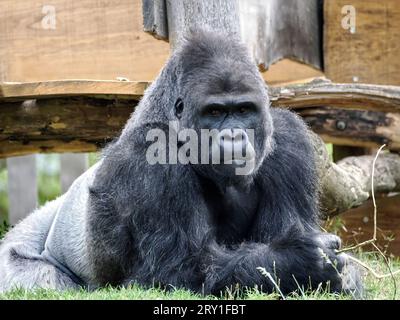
[218,129,249,156]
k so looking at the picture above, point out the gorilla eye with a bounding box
[237,102,257,114]
[174,98,184,118]
[204,104,224,117]
[210,109,221,116]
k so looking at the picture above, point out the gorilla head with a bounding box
[155,33,275,180]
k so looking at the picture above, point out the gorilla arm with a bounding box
[0,162,101,292]
[86,125,214,289]
[86,123,344,295]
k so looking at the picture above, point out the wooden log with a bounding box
[0,97,134,157]
[1,79,400,157]
[2,79,400,112]
[299,107,400,150]
[155,0,241,49]
[311,131,400,217]
[268,78,400,113]
[239,0,322,70]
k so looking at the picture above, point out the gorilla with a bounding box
[0,32,362,297]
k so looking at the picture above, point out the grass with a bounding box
[0,251,399,300]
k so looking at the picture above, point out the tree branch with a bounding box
[311,131,400,217]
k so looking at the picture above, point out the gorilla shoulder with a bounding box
[269,107,315,157]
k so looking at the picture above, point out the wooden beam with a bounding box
[2,79,400,112]
[268,79,400,113]
[0,80,149,101]
[299,108,400,150]
[1,79,400,158]
[0,97,134,158]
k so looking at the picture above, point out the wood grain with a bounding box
[0,0,327,86]
[1,79,400,157]
[269,79,400,113]
[0,80,149,101]
[0,97,134,157]
[0,0,170,82]
[3,79,400,112]
[324,0,400,85]
[300,108,400,150]
[145,0,323,70]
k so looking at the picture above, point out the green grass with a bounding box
[0,252,399,300]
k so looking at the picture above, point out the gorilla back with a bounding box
[0,32,362,296]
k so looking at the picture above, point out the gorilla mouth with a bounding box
[223,158,251,166]
[216,155,256,176]
[226,159,246,165]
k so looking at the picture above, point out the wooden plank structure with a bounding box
[144,0,323,70]
[324,0,400,86]
[2,79,400,158]
[323,0,400,250]
[0,0,322,85]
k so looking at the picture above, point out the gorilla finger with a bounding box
[317,233,342,250]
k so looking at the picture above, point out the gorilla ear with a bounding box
[174,98,184,119]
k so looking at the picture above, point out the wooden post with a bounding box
[6,155,37,225]
[143,0,322,70]
[60,153,89,193]
[166,0,240,49]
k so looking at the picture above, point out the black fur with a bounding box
[0,31,362,296]
[86,32,361,295]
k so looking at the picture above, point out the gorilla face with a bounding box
[195,91,264,177]
[175,57,273,180]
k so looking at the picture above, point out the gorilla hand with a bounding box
[315,232,364,298]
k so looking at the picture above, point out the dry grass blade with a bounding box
[335,144,400,295]
[257,267,286,300]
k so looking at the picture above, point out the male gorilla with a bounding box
[0,32,362,296]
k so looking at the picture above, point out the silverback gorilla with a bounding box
[0,32,362,297]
